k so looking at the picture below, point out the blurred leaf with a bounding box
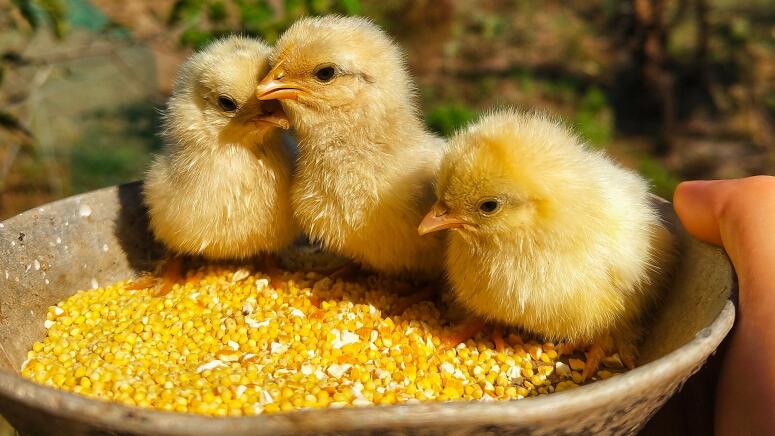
[168,0,205,25]
[37,0,67,38]
[284,0,308,18]
[11,0,39,29]
[69,103,162,193]
[511,70,535,95]
[575,87,613,147]
[638,157,679,199]
[236,0,275,33]
[310,0,333,15]
[337,0,360,15]
[0,111,32,137]
[180,27,215,49]
[208,1,228,22]
[764,90,775,114]
[427,104,478,137]
[10,0,68,37]
[171,0,360,47]
[67,0,108,32]
[730,17,751,41]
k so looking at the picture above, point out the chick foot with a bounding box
[491,325,507,352]
[326,262,363,281]
[391,286,437,315]
[441,319,486,348]
[258,254,285,289]
[125,275,157,291]
[615,340,638,370]
[582,342,606,381]
[125,256,184,296]
[556,342,580,356]
[581,332,639,380]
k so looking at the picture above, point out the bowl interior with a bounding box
[0,182,735,434]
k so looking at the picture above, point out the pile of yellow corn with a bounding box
[21,265,625,416]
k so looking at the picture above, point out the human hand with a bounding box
[674,176,775,436]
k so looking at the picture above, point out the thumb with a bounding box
[673,176,775,297]
[673,180,724,246]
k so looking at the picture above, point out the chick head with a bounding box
[419,110,586,242]
[165,35,288,148]
[255,15,414,129]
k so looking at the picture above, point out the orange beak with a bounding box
[418,203,468,236]
[256,63,304,101]
[253,100,290,129]
[254,113,290,129]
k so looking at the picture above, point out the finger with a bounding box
[673,180,724,246]
[675,176,775,301]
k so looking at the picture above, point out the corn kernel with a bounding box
[20,264,629,416]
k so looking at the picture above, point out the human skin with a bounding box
[673,176,775,436]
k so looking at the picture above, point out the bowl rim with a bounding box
[0,184,737,435]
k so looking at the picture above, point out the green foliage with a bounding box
[208,1,228,22]
[69,141,150,193]
[64,0,107,32]
[574,87,613,147]
[426,104,478,137]
[0,111,31,137]
[168,0,362,47]
[514,70,535,96]
[338,0,360,15]
[765,90,775,114]
[11,0,39,28]
[638,156,679,199]
[69,103,163,193]
[10,0,67,37]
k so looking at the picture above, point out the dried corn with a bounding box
[21,264,624,416]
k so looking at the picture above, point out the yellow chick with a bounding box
[419,109,675,377]
[142,36,298,289]
[254,16,446,280]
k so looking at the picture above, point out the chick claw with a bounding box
[326,262,361,281]
[441,319,487,349]
[125,256,183,297]
[125,274,157,291]
[391,286,436,315]
[556,342,578,356]
[259,254,285,289]
[582,343,606,381]
[617,343,638,370]
[124,275,175,297]
[491,325,507,352]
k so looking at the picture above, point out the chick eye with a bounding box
[217,95,238,112]
[314,65,336,82]
[478,199,501,215]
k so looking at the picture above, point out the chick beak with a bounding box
[418,203,468,236]
[256,65,302,101]
[253,100,290,130]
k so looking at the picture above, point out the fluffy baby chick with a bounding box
[419,109,675,377]
[254,16,446,280]
[142,36,298,290]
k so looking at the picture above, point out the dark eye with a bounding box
[314,65,336,82]
[478,199,501,215]
[217,95,237,112]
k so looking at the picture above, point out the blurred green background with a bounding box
[0,0,774,433]
[1,0,774,220]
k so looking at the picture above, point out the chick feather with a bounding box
[256,16,446,278]
[144,36,298,260]
[424,109,675,353]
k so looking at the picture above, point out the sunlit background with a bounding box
[1,0,774,432]
[2,0,775,222]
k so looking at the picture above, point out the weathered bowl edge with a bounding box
[0,302,735,435]
[0,183,736,435]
